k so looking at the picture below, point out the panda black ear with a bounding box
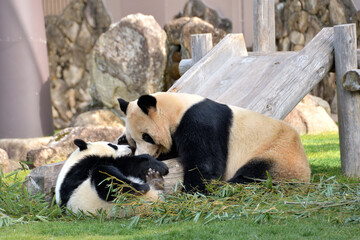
[118,98,129,115]
[74,139,88,151]
[137,95,157,115]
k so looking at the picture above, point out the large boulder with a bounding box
[26,126,125,168]
[90,13,168,110]
[180,17,227,59]
[180,0,232,33]
[285,95,338,134]
[0,148,20,173]
[0,137,53,162]
[24,162,64,202]
[71,109,124,127]
[163,16,228,86]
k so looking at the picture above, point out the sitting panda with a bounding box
[55,139,169,215]
[117,92,311,193]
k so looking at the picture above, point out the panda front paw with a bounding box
[135,183,150,194]
[137,154,169,176]
[149,160,169,176]
[146,168,165,192]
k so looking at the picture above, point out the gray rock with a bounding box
[25,126,125,169]
[90,13,168,108]
[57,18,79,42]
[71,109,124,127]
[24,161,64,202]
[0,148,9,171]
[289,31,305,45]
[329,0,346,25]
[46,0,111,129]
[164,17,191,45]
[181,0,232,33]
[180,17,226,59]
[26,147,59,168]
[48,126,125,156]
[288,11,309,33]
[0,137,52,162]
[77,22,94,51]
[305,0,320,15]
[285,95,338,134]
[63,65,84,87]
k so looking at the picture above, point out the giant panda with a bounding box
[117,92,311,193]
[55,139,169,215]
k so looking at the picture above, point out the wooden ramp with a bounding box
[163,27,335,192]
[169,27,334,120]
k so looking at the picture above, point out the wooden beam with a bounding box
[171,27,334,120]
[170,33,248,93]
[179,34,213,75]
[253,0,275,52]
[334,24,360,177]
[343,69,360,91]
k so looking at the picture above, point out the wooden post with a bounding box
[179,34,213,75]
[253,0,275,52]
[334,24,360,177]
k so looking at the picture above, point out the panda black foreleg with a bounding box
[227,159,272,184]
[113,154,169,181]
[91,165,150,201]
[182,158,225,194]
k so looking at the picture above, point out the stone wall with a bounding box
[46,0,111,129]
[275,0,357,112]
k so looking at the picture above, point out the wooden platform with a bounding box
[169,27,334,120]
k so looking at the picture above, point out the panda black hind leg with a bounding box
[227,158,273,184]
[91,165,150,202]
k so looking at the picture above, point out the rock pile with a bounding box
[164,0,231,87]
[275,0,355,114]
[46,0,111,129]
[276,0,353,52]
[0,110,124,173]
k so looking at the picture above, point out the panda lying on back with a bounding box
[117,92,311,193]
[55,139,168,215]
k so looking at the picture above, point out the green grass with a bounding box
[1,132,359,239]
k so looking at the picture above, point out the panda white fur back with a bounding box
[55,139,168,215]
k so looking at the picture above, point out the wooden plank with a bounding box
[228,27,334,119]
[253,0,275,52]
[334,24,360,177]
[170,27,334,120]
[179,34,213,75]
[169,33,248,93]
[343,69,360,91]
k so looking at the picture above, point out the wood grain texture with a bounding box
[334,24,360,177]
[169,33,248,93]
[343,69,360,91]
[170,28,334,120]
[179,34,213,75]
[253,0,275,52]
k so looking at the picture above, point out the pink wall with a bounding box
[43,0,255,47]
[103,0,254,47]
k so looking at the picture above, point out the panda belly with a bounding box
[66,178,113,214]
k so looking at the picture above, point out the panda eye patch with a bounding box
[107,143,118,150]
[142,133,155,144]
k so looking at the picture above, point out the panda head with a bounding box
[72,139,132,159]
[117,93,176,158]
